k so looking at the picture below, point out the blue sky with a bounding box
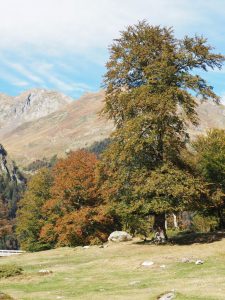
[0,0,225,102]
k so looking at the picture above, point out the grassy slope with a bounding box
[0,237,225,300]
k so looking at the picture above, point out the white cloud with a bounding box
[0,0,224,97]
[0,0,221,55]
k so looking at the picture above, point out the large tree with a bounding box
[99,21,224,241]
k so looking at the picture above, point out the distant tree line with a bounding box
[0,167,26,249]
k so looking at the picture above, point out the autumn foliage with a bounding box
[39,150,113,247]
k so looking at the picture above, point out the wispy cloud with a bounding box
[0,0,224,97]
[5,62,44,84]
[0,70,29,87]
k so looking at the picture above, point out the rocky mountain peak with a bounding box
[0,88,73,131]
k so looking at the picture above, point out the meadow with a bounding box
[0,233,224,300]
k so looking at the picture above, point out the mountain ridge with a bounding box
[0,89,224,166]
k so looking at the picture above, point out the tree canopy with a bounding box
[40,150,113,247]
[16,168,53,251]
[99,21,224,240]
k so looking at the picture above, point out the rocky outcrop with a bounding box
[0,144,10,178]
[0,88,73,133]
[0,144,25,184]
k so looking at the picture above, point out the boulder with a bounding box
[108,231,132,242]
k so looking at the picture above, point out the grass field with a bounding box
[0,232,225,300]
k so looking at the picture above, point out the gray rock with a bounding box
[195,259,204,265]
[158,292,175,300]
[108,231,132,242]
[141,260,154,267]
[38,269,53,275]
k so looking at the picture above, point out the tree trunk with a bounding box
[173,213,178,229]
[153,213,168,243]
[218,209,225,229]
[165,213,168,230]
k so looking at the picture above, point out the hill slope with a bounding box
[0,89,224,165]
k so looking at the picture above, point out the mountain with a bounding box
[0,90,113,165]
[0,89,72,135]
[189,99,225,135]
[0,89,224,166]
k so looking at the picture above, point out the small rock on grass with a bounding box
[158,292,175,300]
[141,261,154,267]
[83,246,90,249]
[195,259,204,265]
[160,265,166,268]
[38,269,53,275]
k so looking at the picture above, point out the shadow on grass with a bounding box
[134,231,225,246]
[170,231,225,245]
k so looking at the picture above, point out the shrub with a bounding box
[192,214,219,232]
[0,265,23,278]
[0,292,14,299]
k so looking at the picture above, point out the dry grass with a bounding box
[0,235,224,300]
